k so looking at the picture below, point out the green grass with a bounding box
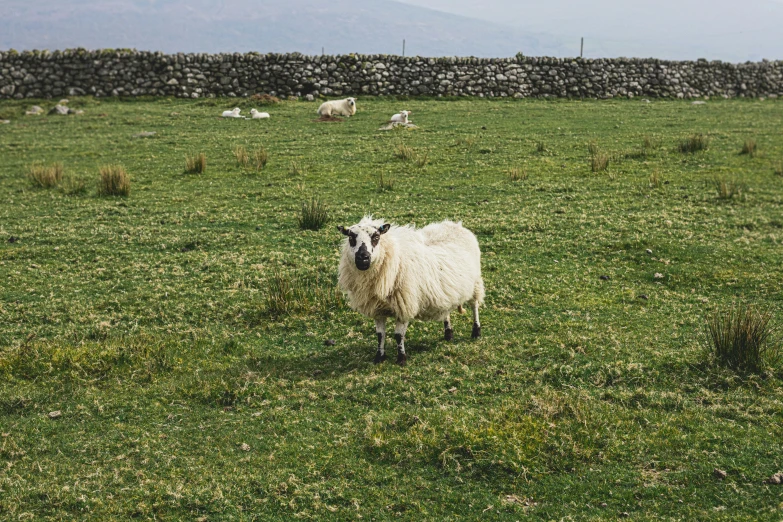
[1,96,783,520]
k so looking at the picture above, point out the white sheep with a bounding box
[317,97,357,118]
[222,108,242,118]
[337,216,484,366]
[250,109,270,119]
[390,110,411,124]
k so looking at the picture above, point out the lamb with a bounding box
[222,108,242,118]
[337,216,484,366]
[390,110,411,124]
[250,109,270,119]
[317,97,357,118]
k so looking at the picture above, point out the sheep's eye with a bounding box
[349,236,357,247]
[371,234,380,246]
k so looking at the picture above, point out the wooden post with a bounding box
[580,37,584,58]
[402,39,406,57]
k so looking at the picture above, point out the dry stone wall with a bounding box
[1,49,782,100]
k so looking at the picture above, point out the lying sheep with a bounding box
[222,108,242,118]
[317,97,357,118]
[250,109,270,119]
[390,110,411,124]
[337,216,484,366]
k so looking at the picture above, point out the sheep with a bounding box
[337,216,484,366]
[317,97,357,118]
[222,108,242,118]
[390,110,411,124]
[250,109,270,119]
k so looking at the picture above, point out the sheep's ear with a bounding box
[337,226,350,236]
[378,224,391,234]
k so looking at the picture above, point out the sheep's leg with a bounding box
[471,299,481,339]
[373,318,388,364]
[444,315,453,341]
[394,320,409,366]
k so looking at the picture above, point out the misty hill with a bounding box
[398,0,783,61]
[0,0,569,57]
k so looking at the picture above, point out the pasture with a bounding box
[1,95,782,520]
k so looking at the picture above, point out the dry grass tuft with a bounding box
[26,162,64,188]
[740,139,757,157]
[774,161,783,177]
[394,143,415,161]
[591,152,610,172]
[536,141,549,154]
[508,167,528,182]
[587,141,599,156]
[714,176,746,200]
[705,304,779,374]
[185,153,207,174]
[289,161,307,176]
[377,172,395,192]
[264,268,342,316]
[253,148,268,171]
[98,165,130,196]
[678,134,709,153]
[298,198,329,230]
[250,93,282,105]
[233,146,249,167]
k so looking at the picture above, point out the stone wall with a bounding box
[1,49,782,100]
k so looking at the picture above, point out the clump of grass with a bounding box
[394,143,415,161]
[377,172,395,192]
[414,151,429,168]
[26,162,64,188]
[705,304,779,374]
[678,134,709,153]
[264,268,343,316]
[649,171,663,189]
[98,165,130,197]
[586,141,599,156]
[289,161,307,176]
[250,93,282,105]
[740,139,757,158]
[643,135,662,151]
[233,145,249,167]
[774,161,783,177]
[508,167,528,182]
[298,198,329,230]
[591,152,610,172]
[714,176,745,200]
[253,148,268,171]
[536,141,548,153]
[185,153,207,174]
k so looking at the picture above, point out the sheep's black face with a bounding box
[338,223,390,271]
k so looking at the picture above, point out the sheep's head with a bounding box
[338,222,390,271]
[347,97,356,107]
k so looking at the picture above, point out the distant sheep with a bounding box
[317,97,357,118]
[222,108,242,118]
[337,216,484,366]
[390,110,411,124]
[250,109,270,119]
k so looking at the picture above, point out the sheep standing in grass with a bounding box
[390,110,411,124]
[317,97,357,118]
[337,216,484,366]
[250,109,270,119]
[222,108,242,118]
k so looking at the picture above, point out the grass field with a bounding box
[1,95,782,520]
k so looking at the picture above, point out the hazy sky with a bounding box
[396,0,783,61]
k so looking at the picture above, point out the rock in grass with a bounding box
[713,468,727,479]
[638,294,649,300]
[764,472,783,484]
[48,104,70,115]
[133,131,157,138]
[324,339,336,346]
[48,410,62,419]
[600,275,610,280]
[25,105,44,115]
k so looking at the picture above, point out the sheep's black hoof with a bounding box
[396,352,407,366]
[373,351,387,364]
[471,323,481,339]
[444,328,454,341]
